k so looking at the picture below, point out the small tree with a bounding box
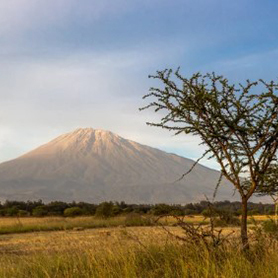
[141,69,278,249]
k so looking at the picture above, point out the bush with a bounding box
[201,208,217,218]
[202,208,240,227]
[184,209,196,215]
[95,202,114,218]
[171,209,185,216]
[112,205,122,216]
[46,201,68,216]
[124,213,153,226]
[17,210,29,217]
[214,217,240,227]
[151,204,172,216]
[64,207,84,217]
[248,209,260,216]
[262,219,278,234]
[5,206,19,216]
[217,210,240,226]
[32,206,48,217]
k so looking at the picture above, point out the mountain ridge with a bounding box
[0,128,236,203]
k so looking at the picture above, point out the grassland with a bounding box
[0,216,124,234]
[0,215,276,277]
[0,215,210,235]
[0,214,268,235]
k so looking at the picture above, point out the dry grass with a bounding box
[0,215,154,235]
[0,216,276,277]
[0,225,276,277]
[0,214,269,227]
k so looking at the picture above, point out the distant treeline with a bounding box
[0,200,274,217]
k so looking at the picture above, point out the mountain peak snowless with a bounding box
[22,128,126,158]
[0,128,236,203]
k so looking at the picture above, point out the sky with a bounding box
[0,0,278,169]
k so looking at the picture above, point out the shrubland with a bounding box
[0,199,274,217]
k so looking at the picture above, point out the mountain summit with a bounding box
[0,128,235,203]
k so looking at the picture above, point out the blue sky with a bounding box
[0,0,278,169]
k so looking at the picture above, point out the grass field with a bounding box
[0,214,269,235]
[0,215,155,235]
[0,215,276,277]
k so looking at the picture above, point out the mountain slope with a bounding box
[0,128,236,203]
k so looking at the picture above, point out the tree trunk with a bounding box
[241,197,249,250]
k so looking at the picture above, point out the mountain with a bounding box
[0,128,237,203]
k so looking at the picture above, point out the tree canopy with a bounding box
[141,69,278,248]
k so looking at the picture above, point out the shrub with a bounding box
[112,205,122,216]
[217,209,240,226]
[150,204,172,215]
[201,208,217,218]
[262,219,278,234]
[184,209,196,215]
[124,213,153,226]
[46,201,68,216]
[17,210,29,217]
[95,202,114,218]
[202,208,240,227]
[171,209,185,216]
[64,207,84,217]
[32,206,48,217]
[248,209,260,216]
[5,206,19,216]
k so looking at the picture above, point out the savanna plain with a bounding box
[0,215,277,277]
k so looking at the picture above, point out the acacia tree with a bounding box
[141,69,278,249]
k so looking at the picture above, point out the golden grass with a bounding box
[0,225,276,278]
[0,215,275,277]
[0,215,153,235]
[0,216,113,227]
[0,214,270,227]
[0,214,270,236]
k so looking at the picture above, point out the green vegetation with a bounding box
[0,200,275,217]
[262,218,278,234]
[64,207,85,217]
